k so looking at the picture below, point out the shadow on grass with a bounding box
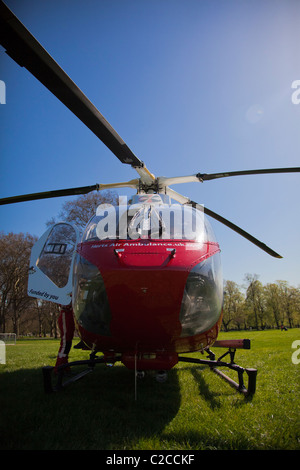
[190,368,222,410]
[0,363,181,450]
[187,366,254,408]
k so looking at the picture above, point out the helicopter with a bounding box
[1,1,299,397]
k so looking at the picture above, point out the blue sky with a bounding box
[1,0,300,288]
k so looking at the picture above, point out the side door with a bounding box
[28,222,81,306]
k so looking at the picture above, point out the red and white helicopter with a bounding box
[1,1,299,396]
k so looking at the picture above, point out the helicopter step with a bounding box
[212,339,251,349]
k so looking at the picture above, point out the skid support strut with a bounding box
[178,339,257,397]
[42,352,121,393]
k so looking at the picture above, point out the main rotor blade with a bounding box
[0,185,99,205]
[159,167,300,187]
[197,167,300,182]
[200,204,282,258]
[0,179,140,205]
[0,1,143,168]
[165,187,282,258]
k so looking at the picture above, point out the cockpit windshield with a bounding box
[82,203,216,243]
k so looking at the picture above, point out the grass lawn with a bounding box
[0,329,299,450]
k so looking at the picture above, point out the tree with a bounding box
[276,281,300,328]
[244,273,268,330]
[47,190,118,229]
[0,232,37,334]
[264,283,282,328]
[222,280,245,331]
[30,299,60,337]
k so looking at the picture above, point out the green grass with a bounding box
[0,329,299,450]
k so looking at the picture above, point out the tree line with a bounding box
[223,275,300,331]
[0,192,299,336]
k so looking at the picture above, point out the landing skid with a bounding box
[179,349,257,397]
[42,353,121,393]
[42,339,257,397]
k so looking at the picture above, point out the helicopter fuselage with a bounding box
[72,196,224,371]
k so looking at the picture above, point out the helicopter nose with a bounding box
[76,238,222,352]
[105,268,188,349]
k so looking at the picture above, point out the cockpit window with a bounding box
[81,203,214,243]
